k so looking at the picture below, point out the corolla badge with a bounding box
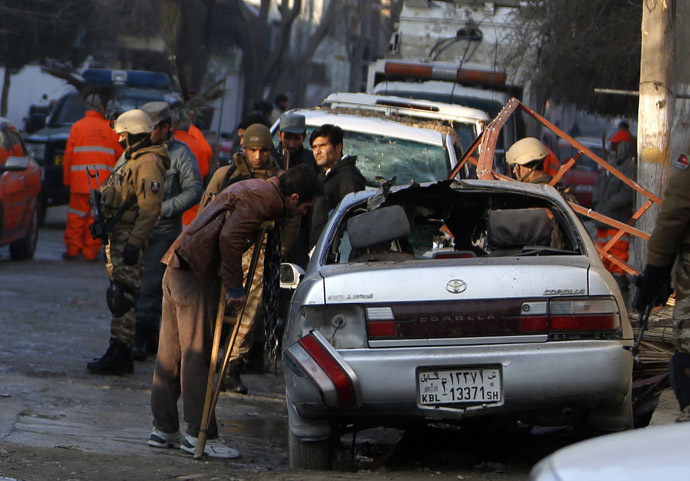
[445,279,467,294]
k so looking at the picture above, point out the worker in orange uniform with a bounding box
[63,93,123,261]
[171,104,211,226]
[189,121,213,171]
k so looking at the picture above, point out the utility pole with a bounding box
[632,0,675,270]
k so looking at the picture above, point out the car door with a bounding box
[0,125,31,239]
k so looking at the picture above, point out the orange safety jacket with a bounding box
[63,111,123,194]
[543,146,560,177]
[189,123,214,170]
[175,129,210,180]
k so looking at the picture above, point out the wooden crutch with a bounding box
[195,221,273,458]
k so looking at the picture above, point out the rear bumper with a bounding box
[285,339,632,436]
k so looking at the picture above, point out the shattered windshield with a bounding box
[343,131,449,185]
[304,127,449,185]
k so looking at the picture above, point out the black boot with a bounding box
[87,340,134,375]
[223,359,248,394]
[133,326,159,362]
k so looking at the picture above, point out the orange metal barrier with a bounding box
[450,98,660,276]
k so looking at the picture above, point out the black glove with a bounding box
[122,243,140,266]
[632,263,673,311]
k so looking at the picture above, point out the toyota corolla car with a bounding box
[282,179,633,469]
[0,118,42,260]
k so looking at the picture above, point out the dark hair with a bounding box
[618,120,629,129]
[237,112,268,130]
[279,164,324,203]
[274,93,288,104]
[310,124,343,148]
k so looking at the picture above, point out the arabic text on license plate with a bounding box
[418,368,501,405]
[55,154,64,166]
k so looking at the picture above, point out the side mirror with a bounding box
[0,156,29,173]
[280,263,305,289]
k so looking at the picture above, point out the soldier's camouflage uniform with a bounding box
[100,144,170,348]
[199,151,284,362]
[647,154,690,356]
[646,153,690,421]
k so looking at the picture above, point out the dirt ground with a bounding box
[0,207,679,481]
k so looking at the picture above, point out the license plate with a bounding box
[55,154,64,166]
[418,368,502,405]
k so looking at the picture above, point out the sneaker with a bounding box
[148,427,180,448]
[180,434,240,459]
[676,405,690,423]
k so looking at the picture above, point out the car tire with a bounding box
[38,195,47,226]
[10,206,39,260]
[288,430,332,470]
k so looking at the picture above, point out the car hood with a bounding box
[530,422,690,481]
[26,126,70,142]
[320,258,591,304]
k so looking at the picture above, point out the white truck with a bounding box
[366,0,539,155]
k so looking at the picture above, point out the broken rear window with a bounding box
[324,183,582,265]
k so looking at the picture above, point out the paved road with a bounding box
[0,207,678,481]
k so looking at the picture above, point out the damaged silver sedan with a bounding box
[282,180,633,470]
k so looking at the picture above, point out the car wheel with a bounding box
[10,206,39,260]
[288,430,332,470]
[38,195,47,226]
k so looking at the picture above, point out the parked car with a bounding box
[281,179,633,469]
[271,107,468,185]
[530,422,690,481]
[25,68,180,223]
[0,118,42,260]
[322,92,489,152]
[556,137,605,207]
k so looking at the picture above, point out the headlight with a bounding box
[26,142,46,163]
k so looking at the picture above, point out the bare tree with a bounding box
[502,0,642,118]
[224,0,339,116]
[0,0,93,116]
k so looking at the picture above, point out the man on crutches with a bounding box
[147,165,322,458]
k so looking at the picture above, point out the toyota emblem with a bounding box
[445,279,467,294]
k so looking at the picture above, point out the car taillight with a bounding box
[521,297,620,339]
[366,307,397,339]
[284,330,360,408]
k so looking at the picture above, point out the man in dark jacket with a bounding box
[309,123,366,248]
[277,113,317,268]
[131,101,203,362]
[592,138,634,296]
[149,165,323,457]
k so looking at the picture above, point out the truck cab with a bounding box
[25,69,180,222]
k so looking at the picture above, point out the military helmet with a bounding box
[113,109,154,135]
[242,123,274,150]
[506,137,548,165]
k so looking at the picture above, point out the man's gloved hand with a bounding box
[632,263,673,311]
[226,286,247,311]
[122,243,140,266]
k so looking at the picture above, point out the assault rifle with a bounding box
[86,166,108,245]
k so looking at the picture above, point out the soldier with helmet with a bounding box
[198,123,286,394]
[506,137,577,203]
[87,109,171,375]
[62,92,123,261]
